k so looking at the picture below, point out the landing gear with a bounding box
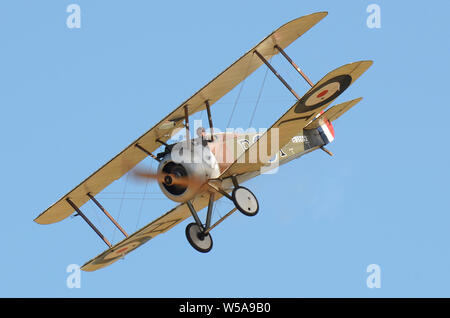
[232,186,259,217]
[185,223,213,253]
[184,177,259,253]
[185,199,215,254]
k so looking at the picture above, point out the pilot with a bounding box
[196,127,209,146]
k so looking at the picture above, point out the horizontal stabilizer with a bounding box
[304,97,363,130]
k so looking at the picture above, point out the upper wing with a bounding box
[218,60,373,178]
[34,12,327,225]
[81,192,223,272]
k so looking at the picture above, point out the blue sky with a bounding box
[1,0,450,297]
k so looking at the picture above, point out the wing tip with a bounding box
[302,10,329,22]
[280,11,328,31]
[80,265,96,272]
[361,60,374,68]
[33,215,48,225]
[33,214,61,225]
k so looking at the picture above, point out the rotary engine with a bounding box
[157,141,220,202]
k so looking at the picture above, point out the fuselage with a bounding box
[156,125,333,202]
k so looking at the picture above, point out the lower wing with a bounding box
[81,192,222,272]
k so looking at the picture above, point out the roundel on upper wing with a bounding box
[294,75,352,114]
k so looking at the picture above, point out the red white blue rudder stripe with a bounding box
[316,111,335,144]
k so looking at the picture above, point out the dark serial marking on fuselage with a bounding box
[294,75,352,113]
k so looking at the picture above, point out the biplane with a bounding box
[35,12,373,271]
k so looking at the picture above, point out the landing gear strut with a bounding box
[184,176,259,253]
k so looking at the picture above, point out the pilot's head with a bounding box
[196,127,206,138]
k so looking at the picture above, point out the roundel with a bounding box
[104,242,142,261]
[294,75,352,114]
[92,235,153,266]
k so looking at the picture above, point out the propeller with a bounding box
[131,168,205,189]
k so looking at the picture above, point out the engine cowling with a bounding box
[157,141,220,202]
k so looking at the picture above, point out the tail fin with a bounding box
[317,113,335,144]
[304,97,363,144]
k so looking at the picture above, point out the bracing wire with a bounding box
[227,54,254,128]
[112,172,130,243]
[227,81,245,128]
[248,65,269,127]
[89,200,103,227]
[213,199,221,220]
[135,160,153,231]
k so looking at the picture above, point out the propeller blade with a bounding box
[131,169,203,188]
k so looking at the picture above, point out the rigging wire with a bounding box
[135,161,153,231]
[112,171,130,244]
[278,52,310,94]
[89,200,103,227]
[213,199,221,220]
[248,65,269,127]
[227,54,254,128]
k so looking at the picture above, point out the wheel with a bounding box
[232,186,259,217]
[185,223,213,253]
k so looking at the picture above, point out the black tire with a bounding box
[232,186,259,217]
[185,223,213,253]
